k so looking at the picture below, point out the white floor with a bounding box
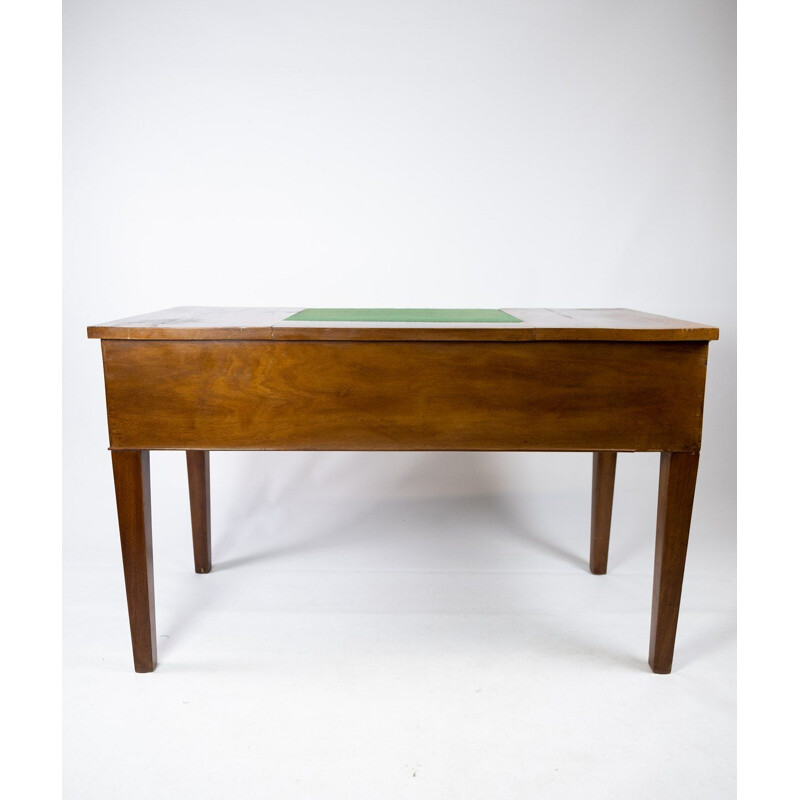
[63,452,735,799]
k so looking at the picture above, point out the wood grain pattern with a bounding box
[590,452,617,575]
[87,306,719,342]
[186,451,211,574]
[111,450,156,672]
[649,451,700,674]
[101,340,709,453]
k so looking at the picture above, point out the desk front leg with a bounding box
[111,450,157,672]
[649,451,700,674]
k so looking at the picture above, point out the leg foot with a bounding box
[112,450,157,672]
[649,451,700,674]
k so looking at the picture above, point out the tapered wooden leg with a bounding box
[649,451,700,674]
[590,452,617,575]
[111,450,156,672]
[186,450,211,574]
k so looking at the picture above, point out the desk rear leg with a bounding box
[111,450,157,672]
[187,450,211,573]
[590,452,617,574]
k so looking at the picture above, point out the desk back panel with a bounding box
[101,340,708,452]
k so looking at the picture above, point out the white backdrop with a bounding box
[63,1,735,797]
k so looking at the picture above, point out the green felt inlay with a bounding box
[286,308,522,323]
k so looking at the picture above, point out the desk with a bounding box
[88,307,719,673]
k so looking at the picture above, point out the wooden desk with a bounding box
[88,307,719,673]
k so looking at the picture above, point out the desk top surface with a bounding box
[88,307,719,342]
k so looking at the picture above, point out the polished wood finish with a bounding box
[590,452,617,575]
[101,340,708,452]
[649,451,700,674]
[87,306,720,342]
[186,451,211,574]
[91,308,717,673]
[111,450,156,672]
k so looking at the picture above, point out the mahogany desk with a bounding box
[88,307,719,673]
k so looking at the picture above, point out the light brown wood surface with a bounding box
[88,307,719,342]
